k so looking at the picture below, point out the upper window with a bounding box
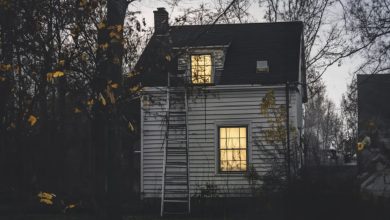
[219,126,247,172]
[191,55,212,84]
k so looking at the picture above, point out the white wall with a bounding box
[141,85,302,198]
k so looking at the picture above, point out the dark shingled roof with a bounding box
[135,22,307,100]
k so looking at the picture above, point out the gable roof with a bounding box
[135,21,306,99]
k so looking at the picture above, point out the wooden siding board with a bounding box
[141,86,301,197]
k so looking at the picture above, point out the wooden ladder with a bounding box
[160,73,190,216]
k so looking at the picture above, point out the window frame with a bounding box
[217,125,249,173]
[189,54,214,85]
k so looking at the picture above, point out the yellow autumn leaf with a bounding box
[97,22,106,30]
[59,60,65,66]
[40,198,53,205]
[125,71,136,78]
[52,71,64,78]
[116,24,123,32]
[0,76,6,82]
[74,107,81,113]
[0,64,12,71]
[106,88,115,104]
[47,71,64,81]
[99,43,109,50]
[109,31,121,39]
[79,0,88,6]
[357,142,365,151]
[99,93,106,106]
[38,192,55,200]
[47,72,53,82]
[110,83,119,89]
[129,84,141,93]
[67,204,76,209]
[165,54,171,61]
[128,121,135,132]
[28,115,37,126]
[87,99,94,106]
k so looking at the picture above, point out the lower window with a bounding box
[219,126,247,172]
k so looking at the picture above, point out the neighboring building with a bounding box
[135,7,307,214]
[357,74,390,198]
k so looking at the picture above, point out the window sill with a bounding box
[189,83,215,86]
[215,171,248,176]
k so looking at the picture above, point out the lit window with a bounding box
[219,127,247,172]
[191,55,212,84]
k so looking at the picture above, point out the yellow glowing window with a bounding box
[219,127,247,172]
[191,55,212,84]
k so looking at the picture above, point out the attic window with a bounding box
[256,60,269,73]
[191,55,212,84]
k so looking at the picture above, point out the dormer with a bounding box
[174,45,229,85]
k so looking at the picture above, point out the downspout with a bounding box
[285,82,291,184]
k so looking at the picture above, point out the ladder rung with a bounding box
[165,181,188,184]
[165,182,188,185]
[166,151,187,154]
[167,139,187,142]
[168,126,186,130]
[165,189,188,194]
[165,165,187,168]
[168,110,186,113]
[168,124,186,127]
[167,145,187,148]
[163,79,189,217]
[166,161,187,164]
[164,212,188,215]
[164,172,188,175]
[167,146,187,149]
[165,175,188,178]
[166,162,187,164]
[168,123,186,126]
[166,154,187,157]
[168,89,184,91]
[165,176,188,179]
[164,199,188,203]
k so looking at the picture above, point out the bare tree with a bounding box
[258,0,351,89]
[346,0,390,75]
[168,0,253,25]
[340,76,357,158]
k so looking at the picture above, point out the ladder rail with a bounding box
[184,88,191,213]
[160,72,171,217]
[161,72,190,216]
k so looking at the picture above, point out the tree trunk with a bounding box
[94,1,129,219]
[0,1,16,193]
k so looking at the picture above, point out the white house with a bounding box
[135,8,307,215]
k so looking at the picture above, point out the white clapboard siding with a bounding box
[141,85,303,198]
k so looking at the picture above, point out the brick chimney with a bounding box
[153,7,169,35]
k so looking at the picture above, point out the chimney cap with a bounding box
[154,7,168,13]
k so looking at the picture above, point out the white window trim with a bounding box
[189,54,214,84]
[214,120,252,175]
